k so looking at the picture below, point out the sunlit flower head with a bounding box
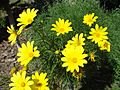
[9,71,34,90]
[87,24,108,44]
[83,13,98,27]
[17,41,40,66]
[61,46,88,73]
[51,18,73,36]
[7,25,26,45]
[31,71,49,90]
[7,25,18,45]
[98,40,111,52]
[66,33,85,48]
[17,25,26,35]
[17,8,38,26]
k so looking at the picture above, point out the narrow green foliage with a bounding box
[23,0,120,89]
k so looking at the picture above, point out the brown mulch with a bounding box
[0,40,18,89]
[0,41,18,75]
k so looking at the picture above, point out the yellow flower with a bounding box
[9,71,34,90]
[87,24,108,44]
[51,18,73,36]
[31,71,49,90]
[98,40,111,52]
[7,25,25,45]
[17,41,40,66]
[83,13,98,27]
[90,51,95,62]
[17,8,38,26]
[66,33,85,47]
[7,25,18,45]
[17,25,26,35]
[10,67,17,76]
[61,46,88,73]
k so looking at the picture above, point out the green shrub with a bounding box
[22,0,120,89]
[106,9,120,89]
[0,17,6,28]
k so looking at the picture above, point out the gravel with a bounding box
[0,40,18,90]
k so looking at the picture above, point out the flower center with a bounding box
[29,52,34,57]
[103,42,108,48]
[95,33,100,37]
[21,82,25,87]
[72,57,77,63]
[59,28,65,32]
[77,40,81,46]
[13,31,17,36]
[27,18,32,24]
[36,82,42,87]
[87,18,92,22]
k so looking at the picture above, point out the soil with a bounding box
[0,40,18,90]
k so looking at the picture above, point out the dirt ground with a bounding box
[0,40,18,89]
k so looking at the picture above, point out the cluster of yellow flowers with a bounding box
[10,71,49,90]
[7,7,111,89]
[84,13,111,52]
[51,13,111,78]
[7,8,38,45]
[51,18,88,78]
[8,8,49,90]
